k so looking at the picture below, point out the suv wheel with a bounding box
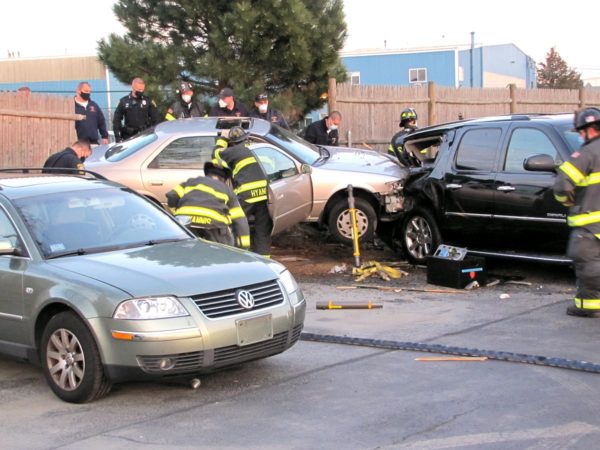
[328,198,376,244]
[41,311,112,403]
[400,208,441,265]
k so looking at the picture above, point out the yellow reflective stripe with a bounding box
[173,185,185,198]
[568,211,600,227]
[216,138,228,148]
[165,113,176,121]
[586,172,600,185]
[239,235,251,248]
[559,162,586,186]
[574,298,600,310]
[233,179,267,195]
[243,195,268,203]
[229,206,245,219]
[554,194,568,203]
[175,206,231,224]
[232,156,258,177]
[182,183,229,203]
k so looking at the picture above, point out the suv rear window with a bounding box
[455,128,501,171]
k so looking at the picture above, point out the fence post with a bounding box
[428,81,436,126]
[328,77,337,114]
[509,84,517,114]
[579,87,586,109]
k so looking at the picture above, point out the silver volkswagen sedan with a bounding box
[86,118,408,243]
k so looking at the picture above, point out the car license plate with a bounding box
[236,314,273,346]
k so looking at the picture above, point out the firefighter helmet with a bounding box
[400,108,418,126]
[228,126,249,144]
[176,81,193,94]
[574,107,600,131]
[203,162,230,180]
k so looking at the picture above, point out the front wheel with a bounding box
[399,208,441,265]
[327,197,377,245]
[41,311,111,403]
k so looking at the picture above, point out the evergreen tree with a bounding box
[97,0,348,121]
[537,47,582,89]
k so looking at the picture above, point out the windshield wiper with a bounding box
[315,145,331,162]
[46,248,87,259]
[143,237,187,246]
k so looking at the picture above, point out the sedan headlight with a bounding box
[279,269,299,296]
[113,296,189,320]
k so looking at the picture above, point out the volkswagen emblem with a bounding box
[236,290,255,309]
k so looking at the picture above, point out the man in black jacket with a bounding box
[113,77,161,142]
[43,140,92,174]
[74,82,109,145]
[165,81,206,120]
[304,111,342,146]
[208,87,250,118]
[250,93,289,129]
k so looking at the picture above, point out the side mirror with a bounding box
[300,163,311,174]
[524,154,558,172]
[0,238,17,255]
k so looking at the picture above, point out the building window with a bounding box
[409,68,427,84]
[348,72,360,85]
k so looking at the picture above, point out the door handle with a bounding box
[149,180,164,186]
[497,185,515,192]
[446,183,462,190]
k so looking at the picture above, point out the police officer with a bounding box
[166,162,250,249]
[165,81,206,121]
[304,111,341,146]
[388,107,419,166]
[250,93,289,129]
[113,77,161,142]
[211,126,272,256]
[43,140,92,174]
[553,107,600,317]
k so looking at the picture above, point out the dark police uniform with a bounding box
[165,99,206,121]
[42,147,84,174]
[304,117,339,146]
[208,101,250,118]
[554,134,600,315]
[113,93,161,142]
[166,176,250,248]
[74,99,108,144]
[211,138,272,256]
[249,107,289,129]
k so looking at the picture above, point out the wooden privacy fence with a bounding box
[328,80,600,152]
[0,92,80,167]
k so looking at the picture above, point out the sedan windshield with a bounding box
[105,131,158,162]
[266,125,321,165]
[14,187,190,258]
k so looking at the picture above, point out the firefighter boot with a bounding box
[566,305,598,318]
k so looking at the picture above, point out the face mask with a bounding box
[181,94,192,103]
[218,99,227,108]
[329,124,338,131]
[80,92,90,101]
[577,135,585,146]
[135,91,144,98]
[258,103,268,113]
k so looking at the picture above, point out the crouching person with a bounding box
[167,162,251,249]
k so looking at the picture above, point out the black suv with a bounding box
[392,113,581,264]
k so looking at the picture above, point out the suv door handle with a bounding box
[497,185,515,192]
[149,180,164,186]
[446,183,462,190]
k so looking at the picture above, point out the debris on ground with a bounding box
[463,280,480,290]
[352,260,408,282]
[499,293,511,299]
[415,356,488,362]
[336,285,465,294]
[504,280,533,286]
[329,263,348,274]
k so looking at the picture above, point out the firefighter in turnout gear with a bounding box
[388,107,419,166]
[165,81,206,121]
[166,162,250,248]
[211,126,273,257]
[553,107,600,318]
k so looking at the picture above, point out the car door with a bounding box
[250,144,313,235]
[0,206,27,345]
[441,126,504,237]
[492,124,570,249]
[141,135,216,205]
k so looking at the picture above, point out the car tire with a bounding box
[328,197,377,244]
[399,207,441,265]
[41,311,112,403]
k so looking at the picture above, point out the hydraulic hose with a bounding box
[300,332,600,374]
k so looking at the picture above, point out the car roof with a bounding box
[153,116,272,137]
[0,171,122,200]
[407,113,574,140]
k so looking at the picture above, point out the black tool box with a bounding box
[426,246,486,289]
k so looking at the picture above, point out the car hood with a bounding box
[320,146,408,179]
[48,240,280,298]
